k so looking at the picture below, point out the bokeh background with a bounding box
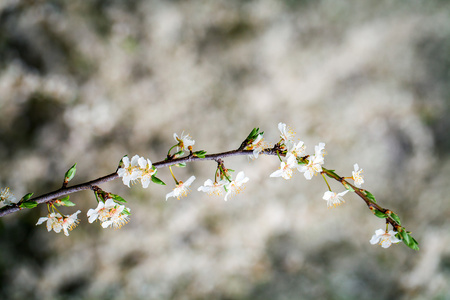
[1,0,450,299]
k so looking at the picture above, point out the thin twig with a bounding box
[0,149,277,217]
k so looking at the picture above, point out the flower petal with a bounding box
[166,191,175,200]
[36,217,48,225]
[185,176,196,186]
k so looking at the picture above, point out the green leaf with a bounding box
[110,193,127,203]
[399,230,411,244]
[151,176,166,185]
[246,128,258,140]
[193,150,207,158]
[342,182,355,192]
[93,191,100,202]
[297,160,307,165]
[174,150,185,157]
[176,163,186,168]
[54,196,75,206]
[122,208,131,215]
[60,199,75,206]
[324,169,339,179]
[373,210,387,218]
[245,128,264,142]
[410,237,420,251]
[64,163,77,182]
[399,230,419,250]
[387,211,401,225]
[362,190,377,203]
[19,201,38,209]
[20,193,34,202]
[409,243,420,251]
[60,195,70,201]
[119,155,128,167]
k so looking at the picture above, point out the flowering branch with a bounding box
[323,168,398,226]
[0,124,419,250]
[0,149,276,218]
[0,173,118,218]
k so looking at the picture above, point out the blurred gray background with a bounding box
[1,0,450,299]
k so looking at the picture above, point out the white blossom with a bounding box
[270,161,294,180]
[298,155,324,180]
[314,142,326,157]
[138,157,157,188]
[297,143,325,180]
[224,171,249,201]
[61,210,81,236]
[117,155,158,188]
[278,122,295,143]
[286,140,306,161]
[246,134,267,159]
[117,155,142,187]
[198,179,227,196]
[101,207,129,229]
[352,163,364,187]
[0,187,17,205]
[174,132,195,151]
[36,212,63,234]
[322,190,349,208]
[166,176,196,200]
[36,210,81,236]
[370,229,401,248]
[87,198,130,229]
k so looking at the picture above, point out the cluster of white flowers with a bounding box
[269,123,365,208]
[35,197,130,236]
[36,210,81,236]
[270,123,325,181]
[267,123,397,249]
[118,131,252,203]
[87,198,130,229]
[0,187,17,205]
[163,171,251,202]
[197,171,250,201]
[298,142,326,180]
[117,155,157,188]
